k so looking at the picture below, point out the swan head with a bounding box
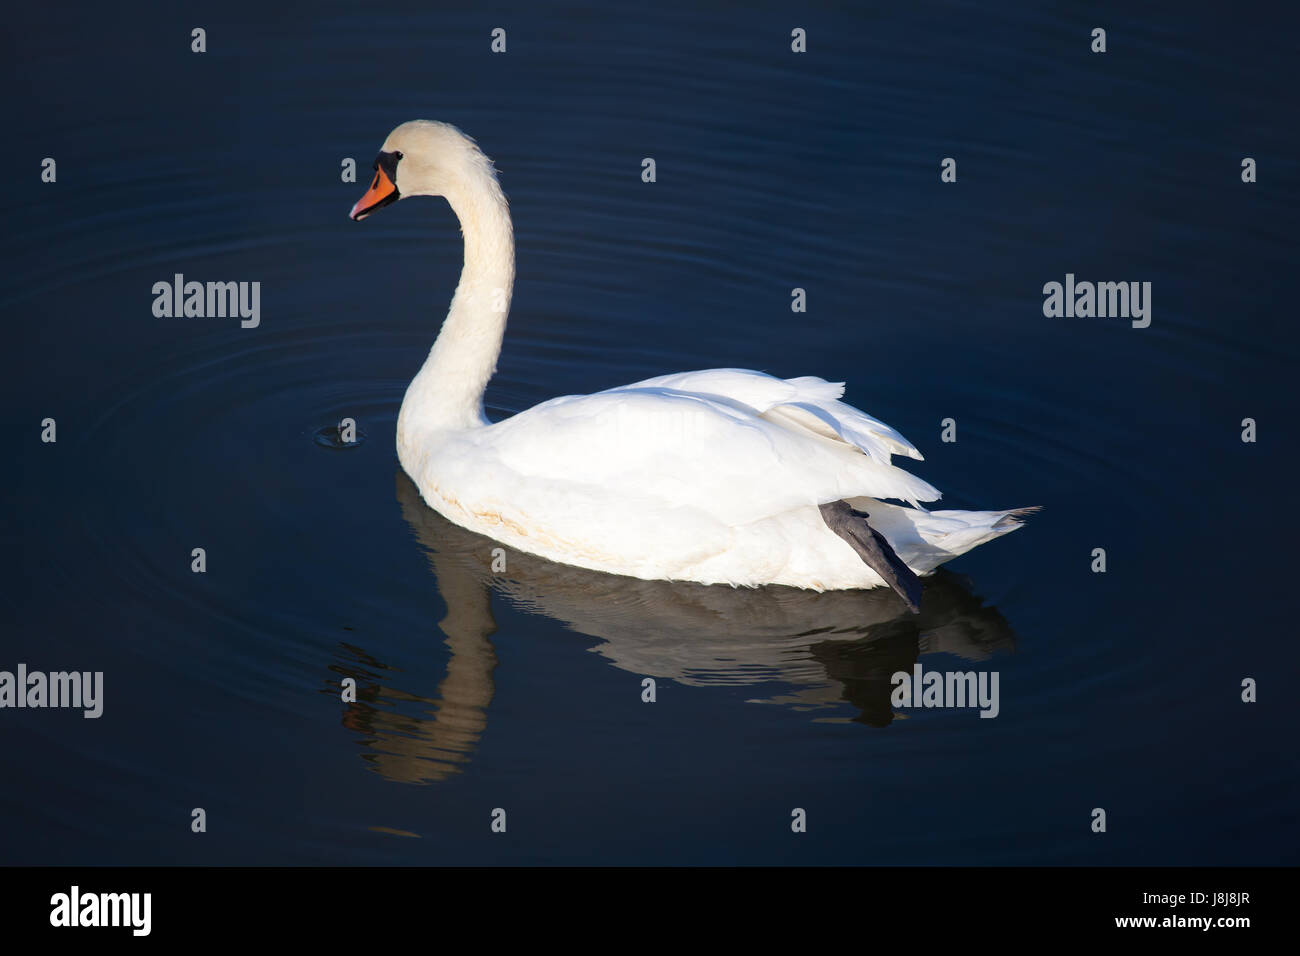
[349,120,501,221]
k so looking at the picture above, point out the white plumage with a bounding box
[351,121,1032,596]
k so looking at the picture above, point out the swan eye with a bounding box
[374,150,403,183]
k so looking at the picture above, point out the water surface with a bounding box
[3,0,1297,864]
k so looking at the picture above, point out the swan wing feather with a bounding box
[621,368,924,464]
[459,370,939,528]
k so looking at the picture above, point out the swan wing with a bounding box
[621,368,925,465]
[454,370,938,529]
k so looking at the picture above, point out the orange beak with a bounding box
[350,165,399,221]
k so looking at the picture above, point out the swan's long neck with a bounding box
[398,166,514,446]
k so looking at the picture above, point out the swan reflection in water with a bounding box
[331,473,1019,784]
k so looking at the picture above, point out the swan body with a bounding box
[351,121,1031,597]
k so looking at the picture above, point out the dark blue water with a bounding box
[3,1,1297,864]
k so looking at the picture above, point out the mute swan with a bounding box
[350,121,1033,612]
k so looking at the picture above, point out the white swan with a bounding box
[350,121,1033,611]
